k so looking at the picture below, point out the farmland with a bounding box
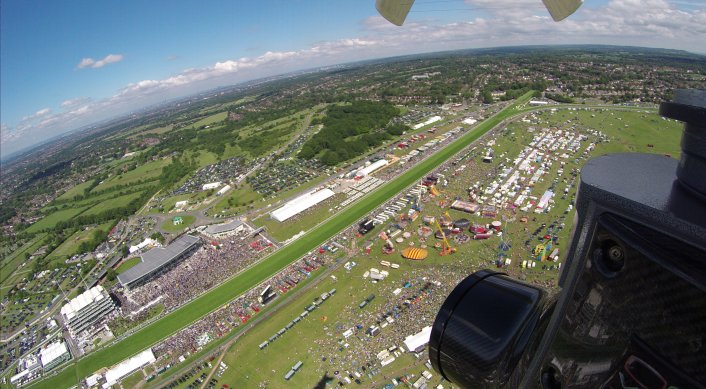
[24,207,91,234]
[82,192,145,217]
[91,158,171,192]
[44,221,116,263]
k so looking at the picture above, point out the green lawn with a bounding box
[25,207,91,233]
[81,191,145,216]
[31,94,532,389]
[254,194,345,242]
[116,257,143,274]
[92,158,171,192]
[208,183,262,216]
[210,174,329,219]
[187,150,219,169]
[188,112,228,129]
[130,124,174,138]
[44,221,115,262]
[56,181,94,201]
[0,233,47,292]
[120,369,145,388]
[161,215,196,232]
[147,191,210,215]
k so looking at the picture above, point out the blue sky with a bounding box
[2,0,705,157]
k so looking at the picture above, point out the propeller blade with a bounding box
[375,0,416,26]
[542,0,584,21]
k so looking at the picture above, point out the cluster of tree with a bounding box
[160,157,194,186]
[47,190,153,236]
[77,227,111,255]
[386,123,409,136]
[49,177,153,209]
[481,80,548,103]
[545,93,576,103]
[237,124,296,157]
[0,204,17,225]
[106,267,118,281]
[150,231,165,244]
[317,132,392,166]
[81,259,97,276]
[298,101,400,165]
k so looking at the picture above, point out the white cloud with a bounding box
[77,54,124,69]
[61,97,91,108]
[21,108,51,122]
[77,58,95,69]
[4,0,704,157]
[0,123,12,143]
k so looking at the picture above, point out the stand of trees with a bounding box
[299,101,403,166]
[545,93,575,103]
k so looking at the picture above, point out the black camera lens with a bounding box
[429,270,547,388]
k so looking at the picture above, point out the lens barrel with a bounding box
[429,270,548,388]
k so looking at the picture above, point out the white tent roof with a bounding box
[356,159,388,178]
[60,286,107,321]
[403,326,432,353]
[40,341,69,367]
[103,349,155,388]
[270,189,335,222]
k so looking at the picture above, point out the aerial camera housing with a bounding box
[429,89,706,388]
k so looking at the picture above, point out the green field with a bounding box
[218,260,447,388]
[116,257,142,274]
[161,215,196,232]
[254,194,344,242]
[210,174,329,219]
[32,94,532,389]
[120,370,145,388]
[45,221,115,262]
[25,207,91,234]
[208,183,262,216]
[188,112,228,129]
[82,191,145,216]
[0,233,47,293]
[555,108,680,156]
[56,181,94,201]
[92,158,171,192]
[147,191,210,215]
[129,124,174,138]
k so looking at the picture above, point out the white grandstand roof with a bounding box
[403,326,432,353]
[270,189,335,222]
[40,341,69,367]
[204,220,244,235]
[60,286,107,321]
[103,349,155,388]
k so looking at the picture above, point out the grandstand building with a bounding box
[60,286,116,336]
[117,234,201,290]
[40,341,71,371]
[202,220,245,238]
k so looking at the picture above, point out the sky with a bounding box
[1,0,705,158]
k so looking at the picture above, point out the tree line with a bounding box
[298,101,404,166]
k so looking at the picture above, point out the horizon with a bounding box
[2,0,705,157]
